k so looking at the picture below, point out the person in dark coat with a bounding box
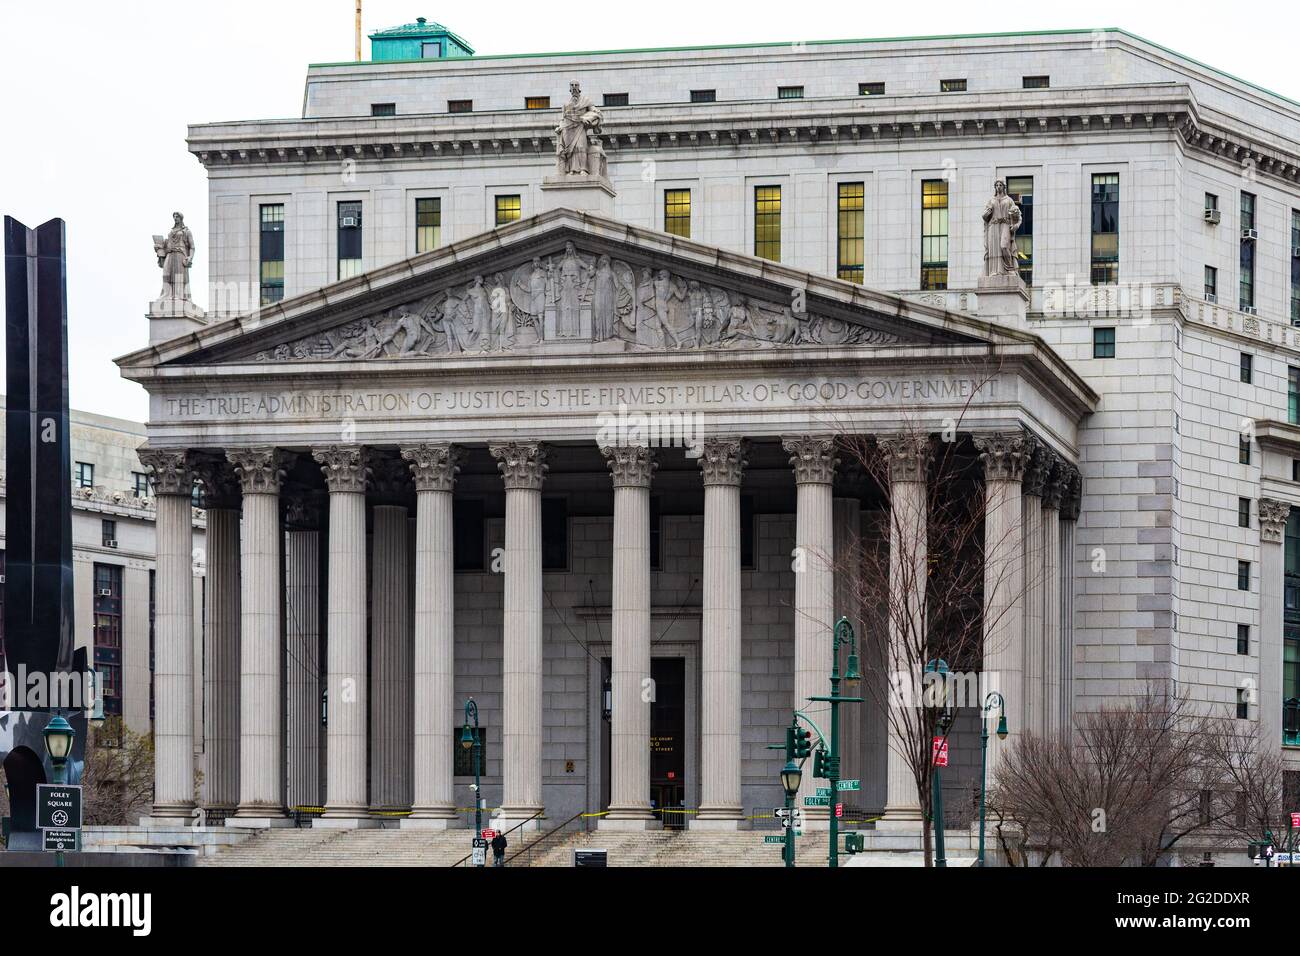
[491,831,508,866]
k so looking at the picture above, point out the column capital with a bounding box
[490,441,548,491]
[227,446,294,495]
[974,431,1032,483]
[312,444,370,493]
[1023,441,1055,498]
[1061,467,1083,521]
[698,438,748,486]
[189,452,241,510]
[876,434,933,484]
[602,444,657,489]
[1043,454,1071,511]
[1259,497,1293,543]
[401,443,464,493]
[783,435,838,485]
[369,455,412,504]
[138,447,193,496]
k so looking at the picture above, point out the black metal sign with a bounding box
[37,783,82,830]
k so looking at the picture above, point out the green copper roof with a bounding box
[368,17,474,55]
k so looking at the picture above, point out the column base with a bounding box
[149,802,196,821]
[598,813,658,831]
[690,816,747,831]
[314,812,382,829]
[234,804,287,820]
[229,816,296,829]
[874,807,926,833]
[400,816,462,830]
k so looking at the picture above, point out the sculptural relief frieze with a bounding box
[253,244,901,363]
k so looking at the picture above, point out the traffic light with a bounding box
[793,725,812,759]
[813,748,839,779]
[784,725,795,761]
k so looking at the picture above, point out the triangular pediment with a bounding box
[120,209,1009,372]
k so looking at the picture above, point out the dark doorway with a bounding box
[3,745,47,835]
[650,657,686,828]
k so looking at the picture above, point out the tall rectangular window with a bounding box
[836,182,865,283]
[1240,352,1253,384]
[664,189,691,239]
[1240,435,1252,464]
[1239,497,1251,527]
[740,495,756,570]
[541,498,569,571]
[259,203,285,304]
[1092,327,1116,358]
[1090,173,1119,284]
[1237,688,1249,719]
[337,201,362,280]
[93,564,123,721]
[1241,192,1257,310]
[920,179,949,290]
[1291,209,1300,325]
[1238,559,1251,591]
[754,185,781,262]
[1237,623,1250,655]
[1290,367,1300,424]
[75,462,94,488]
[132,472,149,498]
[452,499,485,571]
[649,496,662,570]
[415,197,441,253]
[102,518,117,547]
[495,194,521,226]
[1007,175,1033,285]
[1205,265,1217,300]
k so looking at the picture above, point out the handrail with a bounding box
[505,810,587,867]
[450,809,545,867]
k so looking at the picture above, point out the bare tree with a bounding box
[1201,716,1292,852]
[81,718,155,826]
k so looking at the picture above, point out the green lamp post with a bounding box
[461,697,483,865]
[42,715,76,868]
[977,691,1008,867]
[808,616,863,869]
[780,756,802,869]
[925,660,952,868]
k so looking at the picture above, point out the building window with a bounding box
[1236,688,1249,719]
[836,182,865,283]
[1290,367,1300,424]
[859,82,885,95]
[1204,265,1217,301]
[1007,176,1033,285]
[448,99,473,113]
[1205,193,1219,215]
[1022,75,1050,89]
[777,85,804,99]
[1237,623,1250,655]
[93,564,123,719]
[1293,459,1300,482]
[940,78,967,92]
[1241,192,1257,310]
[370,102,396,117]
[132,471,150,498]
[191,484,203,509]
[495,195,522,226]
[1092,327,1115,358]
[259,203,285,304]
[1238,559,1251,591]
[1240,435,1251,465]
[421,41,442,59]
[920,179,949,290]
[102,518,117,548]
[75,461,94,488]
[337,201,362,280]
[1240,352,1253,384]
[1090,173,1119,284]
[1291,209,1300,325]
[542,497,568,571]
[453,728,487,775]
[525,96,550,110]
[1287,636,1300,743]
[603,92,629,107]
[689,89,716,103]
[754,185,781,262]
[453,499,485,571]
[664,189,691,239]
[1239,497,1251,528]
[415,197,441,254]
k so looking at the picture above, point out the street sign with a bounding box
[816,787,832,797]
[43,829,79,852]
[1291,812,1300,829]
[804,795,830,807]
[932,737,949,768]
[481,829,497,840]
[835,803,844,818]
[837,779,860,791]
[574,849,608,867]
[772,807,791,818]
[37,784,82,831]
[472,836,487,866]
[764,835,786,844]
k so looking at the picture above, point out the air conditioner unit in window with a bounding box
[1205,293,1217,303]
[1243,306,1258,315]
[341,217,359,228]
[1292,246,1300,258]
[105,540,118,549]
[1242,227,1259,241]
[97,588,113,597]
[1204,208,1221,224]
[0,574,5,584]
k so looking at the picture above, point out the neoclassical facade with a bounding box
[120,26,1300,834]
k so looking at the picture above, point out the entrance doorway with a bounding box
[598,655,687,827]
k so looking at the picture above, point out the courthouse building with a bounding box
[117,24,1300,832]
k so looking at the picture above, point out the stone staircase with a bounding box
[514,828,831,867]
[199,826,544,867]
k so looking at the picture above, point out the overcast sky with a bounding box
[1,0,1295,423]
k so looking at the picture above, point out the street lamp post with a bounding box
[977,691,1008,867]
[42,715,76,868]
[461,698,483,865]
[780,752,802,869]
[808,616,863,869]
[925,660,952,868]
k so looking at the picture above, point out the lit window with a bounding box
[836,182,864,283]
[259,203,285,304]
[859,82,885,96]
[1007,176,1033,285]
[448,99,472,113]
[337,201,362,280]
[495,194,521,226]
[689,89,716,103]
[416,197,441,253]
[777,86,804,99]
[525,96,550,110]
[940,78,967,92]
[603,93,629,107]
[754,186,781,262]
[1090,173,1119,284]
[1022,75,1049,89]
[920,179,948,290]
[664,189,691,239]
[370,103,396,117]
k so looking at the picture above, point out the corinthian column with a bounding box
[490,441,548,829]
[401,443,463,828]
[783,435,837,826]
[190,453,241,817]
[1042,459,1069,737]
[975,431,1030,771]
[1260,498,1292,755]
[1020,437,1048,737]
[139,448,196,820]
[227,446,294,823]
[600,444,657,829]
[284,495,323,812]
[695,438,747,829]
[312,445,373,826]
[876,434,931,829]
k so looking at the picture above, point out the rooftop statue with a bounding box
[981,181,1022,279]
[554,81,604,176]
[153,211,196,303]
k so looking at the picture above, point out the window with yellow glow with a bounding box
[920,180,948,290]
[754,186,781,262]
[837,183,864,283]
[664,189,691,238]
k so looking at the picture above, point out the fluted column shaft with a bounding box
[1061,471,1081,733]
[491,442,548,823]
[227,447,291,818]
[404,444,463,824]
[314,445,371,820]
[285,524,321,810]
[204,506,241,813]
[832,496,863,790]
[1260,498,1292,755]
[371,503,412,810]
[696,439,747,827]
[140,449,195,819]
[1042,462,1068,737]
[1021,440,1048,737]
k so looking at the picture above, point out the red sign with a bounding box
[1291,812,1300,830]
[481,829,497,840]
[932,736,949,768]
[835,803,844,818]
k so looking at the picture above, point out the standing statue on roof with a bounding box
[554,81,603,175]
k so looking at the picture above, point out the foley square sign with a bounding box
[37,783,82,831]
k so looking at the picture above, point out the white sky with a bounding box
[1,0,1296,423]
